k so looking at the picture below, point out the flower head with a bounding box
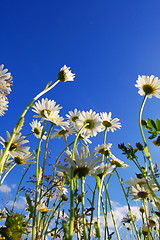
[55,147,102,178]
[50,126,74,139]
[32,98,62,119]
[100,112,121,132]
[0,64,12,95]
[0,96,9,116]
[94,143,112,157]
[0,131,30,158]
[14,152,35,165]
[90,162,115,178]
[76,110,102,137]
[110,154,129,168]
[58,65,75,82]
[135,75,160,98]
[30,119,46,139]
[66,108,80,124]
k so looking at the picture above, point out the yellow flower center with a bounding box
[58,129,69,135]
[14,156,24,164]
[34,127,40,135]
[142,84,156,95]
[72,116,78,122]
[5,142,18,151]
[102,120,112,128]
[84,119,95,129]
[137,191,149,199]
[40,109,51,117]
[74,166,89,178]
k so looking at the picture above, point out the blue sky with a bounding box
[0,0,160,235]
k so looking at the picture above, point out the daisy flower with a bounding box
[100,112,121,132]
[110,154,129,168]
[32,98,62,119]
[76,109,102,137]
[30,119,46,139]
[94,143,112,157]
[50,126,74,139]
[135,75,160,98]
[55,147,102,178]
[0,95,9,116]
[0,131,30,158]
[125,177,158,191]
[129,184,152,201]
[43,111,69,128]
[90,162,115,178]
[0,64,12,95]
[66,108,80,123]
[37,202,50,213]
[58,65,75,82]
[14,152,35,165]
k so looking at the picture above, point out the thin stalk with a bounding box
[81,176,87,239]
[104,183,121,240]
[115,169,141,240]
[97,175,105,239]
[69,167,74,240]
[0,163,16,185]
[139,95,160,190]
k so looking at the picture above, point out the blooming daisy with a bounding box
[32,98,62,119]
[58,65,75,82]
[129,185,153,201]
[100,112,121,132]
[30,119,46,139]
[0,95,9,116]
[94,143,112,157]
[125,177,158,192]
[0,64,12,95]
[90,162,115,178]
[110,154,129,168]
[37,202,50,213]
[55,147,102,178]
[121,213,137,224]
[66,108,80,123]
[50,126,74,139]
[76,109,102,137]
[14,152,35,165]
[0,131,30,158]
[43,111,69,128]
[135,75,160,98]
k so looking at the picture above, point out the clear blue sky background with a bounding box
[1,0,160,224]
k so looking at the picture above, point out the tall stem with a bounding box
[81,176,87,239]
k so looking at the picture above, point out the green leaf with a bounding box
[156,118,160,131]
[147,118,157,131]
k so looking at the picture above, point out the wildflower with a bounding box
[125,177,158,192]
[14,152,35,165]
[78,133,92,144]
[0,96,8,116]
[0,64,12,95]
[58,65,75,82]
[30,119,46,139]
[129,185,152,201]
[110,154,129,168]
[135,75,160,98]
[142,224,150,236]
[76,110,102,137]
[94,143,112,157]
[100,112,121,132]
[0,209,7,221]
[0,131,30,158]
[50,126,74,139]
[43,111,69,128]
[32,98,61,119]
[37,202,50,213]
[66,108,80,123]
[90,162,115,178]
[55,147,102,178]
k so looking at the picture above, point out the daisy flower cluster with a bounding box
[0,131,34,167]
[0,64,12,116]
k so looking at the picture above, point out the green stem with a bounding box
[81,176,87,239]
[69,167,74,240]
[139,95,160,190]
